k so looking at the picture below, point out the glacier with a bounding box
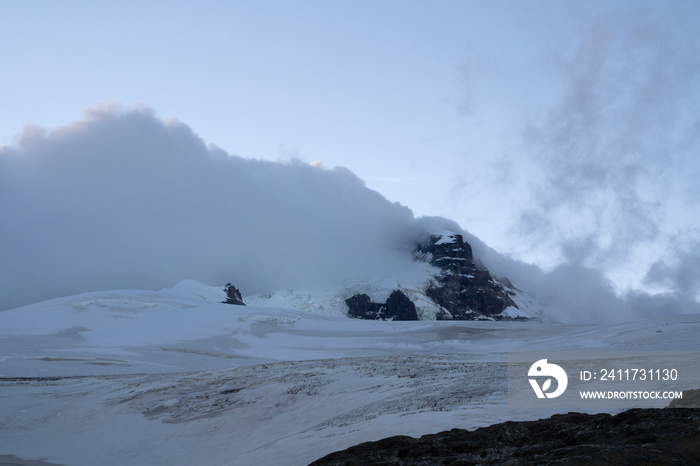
[1,280,699,465]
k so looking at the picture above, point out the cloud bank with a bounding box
[1,106,439,311]
[451,6,700,321]
[514,10,700,282]
[1,105,697,322]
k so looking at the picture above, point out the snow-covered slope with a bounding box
[1,281,698,465]
[0,279,545,378]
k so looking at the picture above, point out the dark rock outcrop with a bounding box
[345,294,376,319]
[383,290,418,321]
[222,283,245,305]
[415,232,518,320]
[346,290,417,321]
[311,408,700,465]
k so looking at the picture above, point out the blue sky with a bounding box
[2,0,700,302]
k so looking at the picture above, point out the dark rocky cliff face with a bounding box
[346,290,418,321]
[415,232,518,320]
[311,408,700,465]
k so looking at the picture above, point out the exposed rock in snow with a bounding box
[345,293,376,319]
[415,232,523,320]
[346,290,418,321]
[221,283,245,305]
[383,289,418,321]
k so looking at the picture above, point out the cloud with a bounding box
[505,8,700,286]
[0,105,425,311]
[450,6,700,323]
[644,231,700,301]
[1,105,697,323]
[454,218,700,323]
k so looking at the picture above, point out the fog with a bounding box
[1,106,698,322]
[1,106,431,311]
[510,11,700,294]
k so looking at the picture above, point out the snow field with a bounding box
[1,281,699,465]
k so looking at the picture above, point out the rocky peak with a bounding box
[415,231,519,320]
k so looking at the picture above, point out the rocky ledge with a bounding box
[310,408,700,465]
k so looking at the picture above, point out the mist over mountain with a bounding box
[0,106,439,311]
[1,106,697,321]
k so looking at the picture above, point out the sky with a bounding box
[1,1,699,320]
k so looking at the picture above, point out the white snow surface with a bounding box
[1,280,699,465]
[432,229,460,245]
